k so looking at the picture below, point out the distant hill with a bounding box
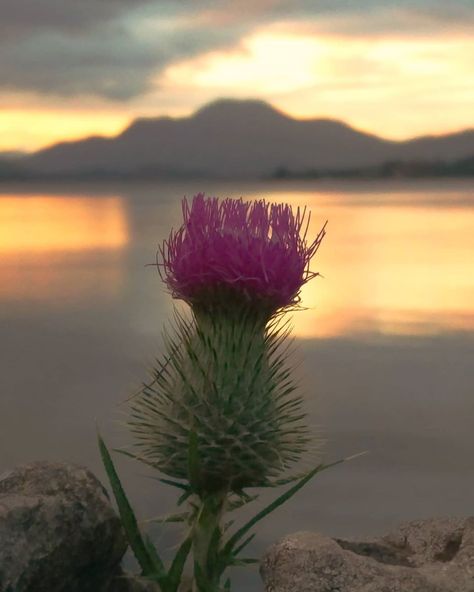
[0,150,27,160]
[4,99,474,179]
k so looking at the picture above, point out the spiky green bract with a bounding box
[128,308,309,495]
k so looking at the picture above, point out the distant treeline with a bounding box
[0,155,473,182]
[270,155,474,180]
[0,163,206,182]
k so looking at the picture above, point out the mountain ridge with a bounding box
[5,99,474,179]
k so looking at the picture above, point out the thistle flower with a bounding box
[158,193,326,316]
[129,194,326,493]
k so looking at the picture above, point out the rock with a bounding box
[260,517,474,592]
[0,461,127,592]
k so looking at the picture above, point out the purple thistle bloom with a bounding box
[158,193,326,313]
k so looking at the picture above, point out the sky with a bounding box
[1,0,473,152]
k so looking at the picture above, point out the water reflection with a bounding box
[1,183,473,336]
[0,195,128,303]
[0,196,127,252]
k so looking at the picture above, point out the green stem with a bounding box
[191,492,227,592]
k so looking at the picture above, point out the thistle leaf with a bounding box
[227,493,259,511]
[222,459,346,558]
[232,533,256,557]
[231,557,259,566]
[144,536,169,586]
[177,489,193,506]
[98,433,166,579]
[188,429,201,492]
[143,511,189,524]
[167,536,193,592]
[157,477,191,492]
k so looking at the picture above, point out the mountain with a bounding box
[0,150,27,160]
[9,100,474,178]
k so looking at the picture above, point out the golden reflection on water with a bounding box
[0,195,128,302]
[292,202,474,337]
[0,196,127,252]
[1,186,473,336]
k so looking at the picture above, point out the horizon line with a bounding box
[3,98,473,156]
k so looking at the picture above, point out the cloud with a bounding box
[0,0,152,38]
[0,0,247,100]
[0,0,472,100]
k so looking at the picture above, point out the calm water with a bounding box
[1,179,473,589]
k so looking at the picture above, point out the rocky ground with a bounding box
[1,461,473,592]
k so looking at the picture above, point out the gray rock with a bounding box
[0,461,127,592]
[260,517,474,592]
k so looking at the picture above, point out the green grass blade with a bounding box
[144,536,171,588]
[188,429,201,492]
[158,477,191,492]
[232,558,258,566]
[167,536,193,592]
[217,532,256,576]
[232,533,255,557]
[98,433,166,579]
[144,511,189,524]
[227,493,259,511]
[223,459,345,557]
[177,489,193,506]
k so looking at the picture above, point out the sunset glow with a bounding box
[161,29,474,140]
[1,15,472,152]
[163,33,325,94]
[0,107,130,152]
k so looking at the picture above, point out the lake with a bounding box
[1,179,473,590]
